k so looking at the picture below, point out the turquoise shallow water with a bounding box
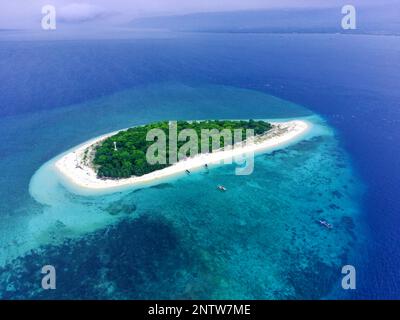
[0,83,364,299]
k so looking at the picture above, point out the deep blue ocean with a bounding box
[0,32,399,299]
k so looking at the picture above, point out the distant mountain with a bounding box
[128,6,400,35]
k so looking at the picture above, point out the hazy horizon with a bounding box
[1,0,397,30]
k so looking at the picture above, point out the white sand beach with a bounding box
[54,120,310,191]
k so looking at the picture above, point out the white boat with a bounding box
[318,220,333,229]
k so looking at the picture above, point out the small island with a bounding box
[54,119,310,191]
[93,120,272,178]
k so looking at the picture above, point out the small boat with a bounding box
[185,169,191,175]
[318,220,333,229]
[205,164,209,169]
[217,185,227,192]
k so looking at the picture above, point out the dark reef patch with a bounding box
[0,215,203,299]
[286,254,341,300]
[149,183,174,190]
[105,202,137,216]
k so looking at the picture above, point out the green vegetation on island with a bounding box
[93,120,272,178]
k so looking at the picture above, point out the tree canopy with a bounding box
[93,120,272,179]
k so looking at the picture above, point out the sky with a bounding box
[0,0,395,29]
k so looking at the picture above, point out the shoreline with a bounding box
[54,120,310,191]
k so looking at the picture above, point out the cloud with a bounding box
[57,3,110,23]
